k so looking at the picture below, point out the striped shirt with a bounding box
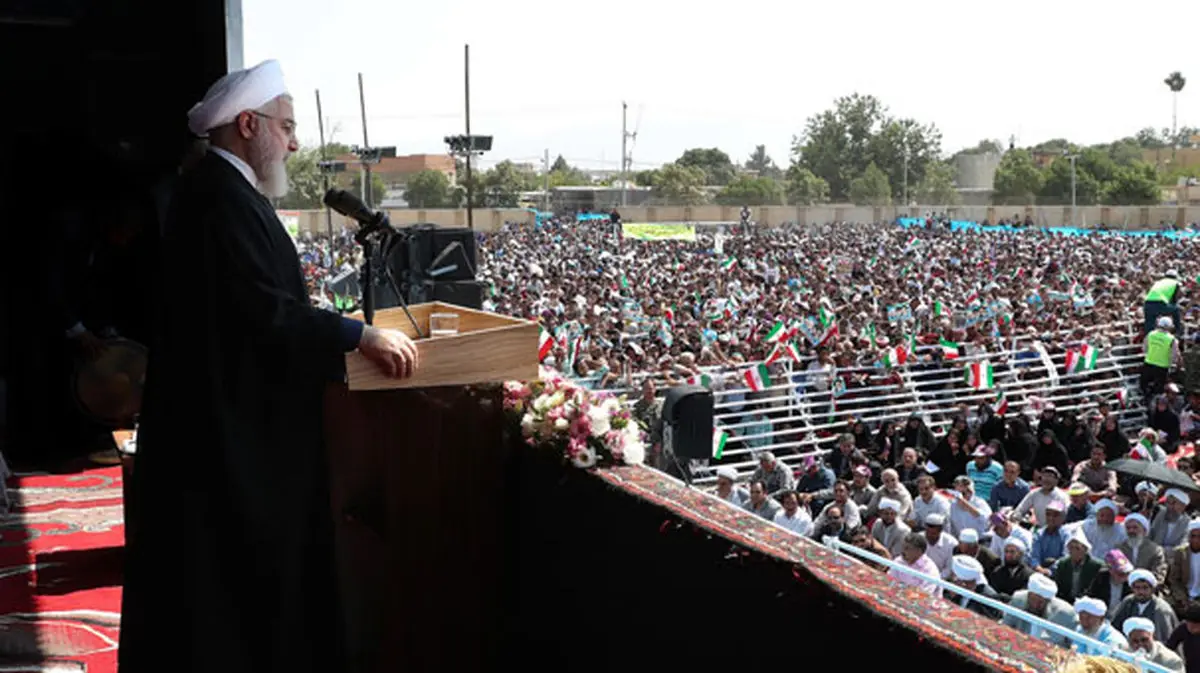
[967,461,1005,502]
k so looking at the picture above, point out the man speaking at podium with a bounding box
[119,60,417,672]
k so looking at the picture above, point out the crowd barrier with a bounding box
[897,217,1200,240]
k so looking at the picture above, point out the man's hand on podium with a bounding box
[358,326,419,379]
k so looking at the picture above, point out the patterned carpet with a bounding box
[0,466,123,672]
[595,465,1071,673]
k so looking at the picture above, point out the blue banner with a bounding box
[896,217,1200,239]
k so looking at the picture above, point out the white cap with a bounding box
[951,555,984,582]
[925,513,946,527]
[878,498,901,513]
[1067,528,1092,552]
[1128,569,1157,588]
[1188,520,1200,533]
[1027,573,1057,599]
[1158,316,1174,329]
[1135,481,1156,494]
[1126,513,1150,534]
[1123,616,1156,638]
[1074,597,1107,617]
[1166,489,1190,504]
[715,466,738,481]
[1004,536,1028,554]
[187,60,289,136]
[959,529,979,544]
[1094,498,1117,513]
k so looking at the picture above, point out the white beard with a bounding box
[247,127,289,198]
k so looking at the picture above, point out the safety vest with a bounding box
[1145,330,1175,368]
[1145,278,1179,304]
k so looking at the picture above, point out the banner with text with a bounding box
[622,222,697,241]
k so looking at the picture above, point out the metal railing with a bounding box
[826,538,1172,673]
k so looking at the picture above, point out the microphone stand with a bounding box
[354,222,425,337]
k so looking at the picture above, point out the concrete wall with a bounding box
[290,204,1200,235]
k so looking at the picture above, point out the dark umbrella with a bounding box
[1107,458,1200,492]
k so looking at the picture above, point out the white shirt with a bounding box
[910,494,951,529]
[1081,519,1128,564]
[1189,550,1200,599]
[208,146,258,188]
[924,532,959,574]
[949,495,992,538]
[774,508,813,537]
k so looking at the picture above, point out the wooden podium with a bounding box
[323,303,538,672]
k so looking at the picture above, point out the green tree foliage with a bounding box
[1136,127,1168,149]
[349,170,387,207]
[550,154,571,172]
[1101,163,1161,205]
[914,161,960,205]
[848,162,892,206]
[715,175,784,206]
[744,145,782,179]
[652,163,708,204]
[1038,158,1102,205]
[790,93,942,202]
[633,169,660,187]
[478,160,538,207]
[402,170,454,208]
[991,150,1045,205]
[783,165,830,205]
[544,156,591,188]
[280,147,326,209]
[675,148,736,186]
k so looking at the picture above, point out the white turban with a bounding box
[878,498,901,513]
[1027,573,1057,600]
[187,60,288,136]
[1067,528,1092,552]
[715,466,738,481]
[1189,519,1200,533]
[925,513,946,527]
[951,555,984,582]
[1135,481,1156,494]
[1094,499,1117,514]
[1166,489,1191,504]
[1004,536,1028,554]
[1128,568,1157,588]
[1123,616,1155,638]
[1074,597,1106,617]
[959,529,979,544]
[1126,513,1150,534]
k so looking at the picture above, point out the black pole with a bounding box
[358,72,374,208]
[464,44,474,231]
[315,89,335,266]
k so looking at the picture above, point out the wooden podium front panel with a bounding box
[323,383,509,673]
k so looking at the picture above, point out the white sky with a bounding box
[244,0,1196,171]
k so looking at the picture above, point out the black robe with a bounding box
[119,153,354,671]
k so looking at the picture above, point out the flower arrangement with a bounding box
[503,367,645,468]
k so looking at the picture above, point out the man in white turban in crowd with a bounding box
[920,513,958,575]
[1121,617,1184,671]
[989,536,1035,600]
[946,554,1002,619]
[1072,596,1128,656]
[1051,529,1103,603]
[1112,569,1179,644]
[1118,513,1168,585]
[951,528,1000,576]
[714,466,748,506]
[1002,572,1079,646]
[1080,499,1128,563]
[1149,488,1193,550]
[119,60,418,673]
[870,497,911,558]
[1166,519,1200,616]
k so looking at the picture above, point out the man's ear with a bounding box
[235,111,256,140]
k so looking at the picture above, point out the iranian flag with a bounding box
[686,373,713,387]
[964,361,994,390]
[743,363,772,392]
[1065,344,1098,373]
[1116,389,1128,409]
[720,257,738,271]
[713,429,729,459]
[784,341,802,362]
[992,390,1008,415]
[765,342,786,365]
[663,306,675,323]
[1130,438,1153,461]
[538,327,554,361]
[939,338,961,360]
[933,301,951,318]
[881,346,908,369]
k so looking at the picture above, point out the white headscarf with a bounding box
[187,60,288,136]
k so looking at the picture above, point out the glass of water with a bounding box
[429,312,460,337]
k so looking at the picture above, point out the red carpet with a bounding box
[0,466,124,673]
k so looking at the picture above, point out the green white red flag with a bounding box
[964,361,994,390]
[1065,344,1098,373]
[743,363,772,392]
[939,338,961,360]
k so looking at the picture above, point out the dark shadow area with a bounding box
[32,546,124,597]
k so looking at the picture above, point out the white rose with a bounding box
[587,406,612,438]
[554,417,570,431]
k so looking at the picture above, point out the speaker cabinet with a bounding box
[660,386,714,461]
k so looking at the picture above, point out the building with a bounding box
[333,153,457,190]
[551,185,654,212]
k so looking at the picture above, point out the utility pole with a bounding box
[620,101,628,207]
[357,73,371,207]
[902,153,909,207]
[1063,151,1079,226]
[464,44,474,230]
[315,89,334,261]
[542,148,550,212]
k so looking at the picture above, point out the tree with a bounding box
[675,148,736,185]
[550,154,571,172]
[279,147,326,209]
[1031,139,1073,154]
[1102,162,1160,205]
[402,170,454,208]
[1038,158,1101,206]
[790,93,943,202]
[1101,137,1144,166]
[633,169,660,187]
[784,165,830,205]
[992,149,1044,205]
[652,163,708,205]
[744,145,782,179]
[349,170,386,207]
[479,160,537,207]
[958,139,1004,155]
[848,162,892,206]
[1135,127,1168,149]
[914,161,960,205]
[1166,71,1186,145]
[715,175,784,206]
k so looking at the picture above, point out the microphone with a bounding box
[323,188,393,234]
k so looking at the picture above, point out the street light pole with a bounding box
[1063,152,1079,227]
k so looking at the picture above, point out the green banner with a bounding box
[622,222,696,241]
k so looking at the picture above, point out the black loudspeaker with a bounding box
[661,385,714,461]
[409,280,484,310]
[401,224,477,282]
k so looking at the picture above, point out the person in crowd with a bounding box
[1030,500,1073,573]
[1098,416,1132,462]
[847,465,877,508]
[811,504,848,541]
[952,528,1000,577]
[1072,596,1129,656]
[1003,573,1079,646]
[808,480,863,530]
[949,475,992,537]
[713,466,748,507]
[1118,513,1168,585]
[1064,483,1098,524]
[750,451,794,499]
[743,480,782,520]
[1053,530,1103,603]
[863,468,914,521]
[1143,270,1182,337]
[1166,521,1200,617]
[1089,550,1136,619]
[1131,481,1165,519]
[773,490,813,536]
[1121,618,1185,671]
[1081,500,1128,563]
[895,447,928,496]
[1164,605,1200,673]
[870,498,911,558]
[990,537,1036,601]
[794,455,836,501]
[908,475,950,531]
[921,513,958,575]
[988,509,1034,562]
[1013,467,1070,527]
[1142,316,1181,400]
[845,525,890,569]
[1112,569,1179,644]
[966,443,1004,503]
[1149,489,1193,550]
[1072,446,1119,499]
[887,532,942,597]
[946,555,1002,619]
[989,460,1031,511]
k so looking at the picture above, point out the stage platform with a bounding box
[0,457,1069,672]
